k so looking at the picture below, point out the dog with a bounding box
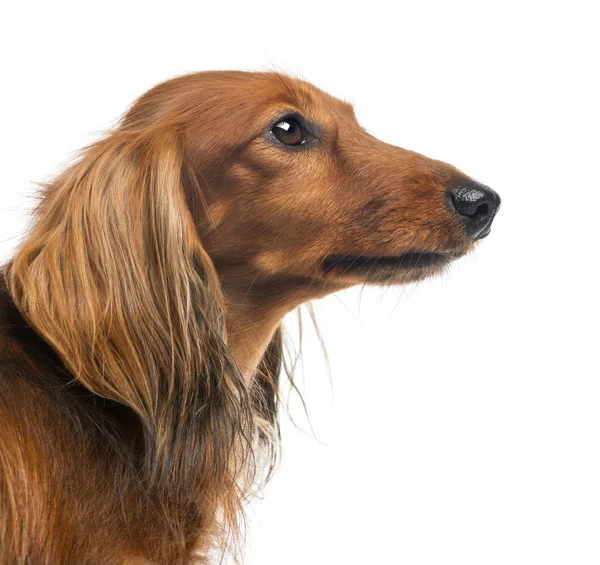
[0,71,500,564]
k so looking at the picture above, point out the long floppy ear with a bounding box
[6,125,253,519]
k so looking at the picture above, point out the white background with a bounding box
[1,2,599,564]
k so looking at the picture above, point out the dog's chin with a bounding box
[321,251,461,284]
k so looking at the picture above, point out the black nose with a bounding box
[447,181,501,240]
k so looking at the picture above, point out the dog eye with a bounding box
[271,118,306,146]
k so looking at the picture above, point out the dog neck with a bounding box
[219,269,341,379]
[225,301,281,379]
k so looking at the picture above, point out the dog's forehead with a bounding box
[182,72,358,139]
[206,72,355,126]
[261,73,356,123]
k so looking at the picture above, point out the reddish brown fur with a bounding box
[0,71,483,564]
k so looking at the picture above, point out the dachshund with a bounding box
[0,71,500,564]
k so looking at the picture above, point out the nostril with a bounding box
[449,187,491,217]
[474,202,489,218]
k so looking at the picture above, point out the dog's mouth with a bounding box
[322,251,455,278]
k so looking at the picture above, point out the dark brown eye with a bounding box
[271,118,305,146]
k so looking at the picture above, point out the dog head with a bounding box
[124,71,500,301]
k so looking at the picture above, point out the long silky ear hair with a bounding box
[252,326,284,484]
[5,122,259,553]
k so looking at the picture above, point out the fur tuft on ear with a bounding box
[5,124,256,554]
